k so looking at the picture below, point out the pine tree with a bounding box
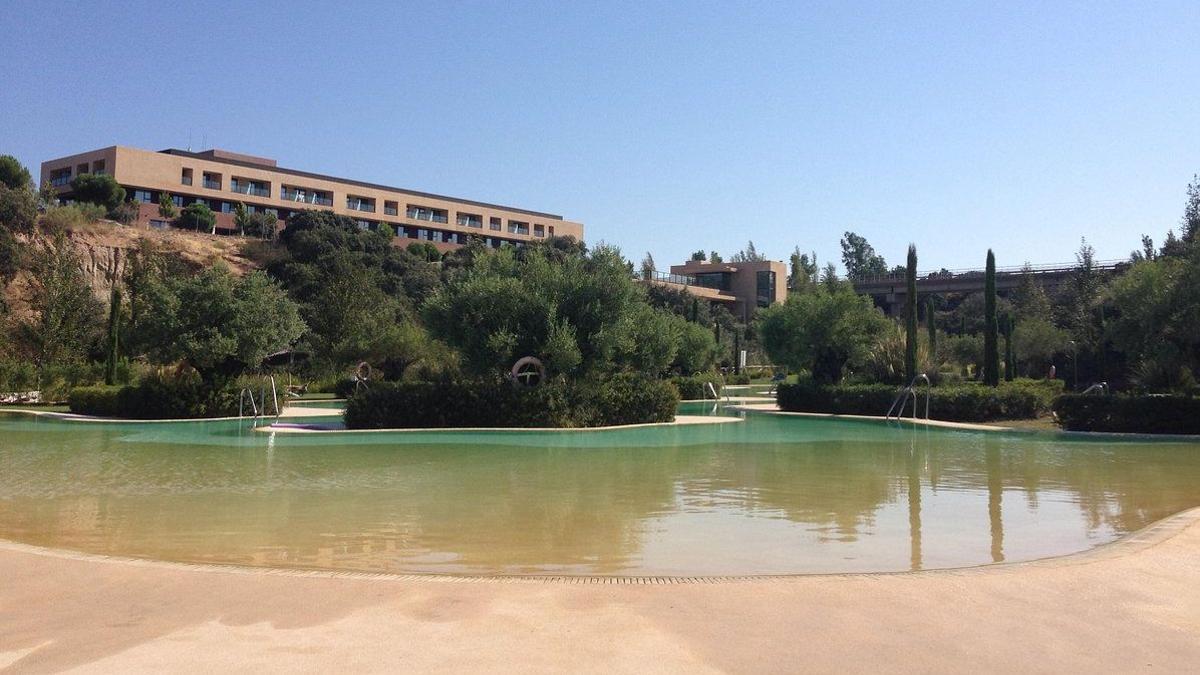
[905,244,918,382]
[983,250,1000,386]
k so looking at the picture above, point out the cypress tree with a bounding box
[1003,314,1015,381]
[104,285,122,386]
[904,244,918,382]
[733,329,742,375]
[690,297,699,323]
[983,249,1000,386]
[925,295,937,364]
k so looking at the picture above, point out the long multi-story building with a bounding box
[40,145,584,251]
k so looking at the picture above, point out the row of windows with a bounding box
[131,188,532,247]
[174,167,553,236]
[48,161,107,186]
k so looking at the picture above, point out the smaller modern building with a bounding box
[656,259,788,320]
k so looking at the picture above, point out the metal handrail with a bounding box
[238,388,258,418]
[1080,382,1109,396]
[887,374,931,420]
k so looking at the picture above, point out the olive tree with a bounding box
[758,282,889,383]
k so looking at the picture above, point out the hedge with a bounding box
[344,374,678,429]
[1052,394,1200,434]
[671,374,723,400]
[777,379,1061,422]
[68,375,241,419]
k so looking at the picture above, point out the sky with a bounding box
[2,1,1198,274]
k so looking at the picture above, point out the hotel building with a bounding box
[40,146,584,251]
[653,259,788,321]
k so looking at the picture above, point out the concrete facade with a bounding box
[664,259,788,320]
[40,146,584,250]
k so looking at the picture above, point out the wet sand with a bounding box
[2,509,1198,673]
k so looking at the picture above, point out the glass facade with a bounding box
[756,271,776,307]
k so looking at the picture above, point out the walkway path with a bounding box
[2,510,1198,673]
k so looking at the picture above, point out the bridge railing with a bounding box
[853,260,1126,285]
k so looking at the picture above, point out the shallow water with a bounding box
[1,404,1198,576]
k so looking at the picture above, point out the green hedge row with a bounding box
[69,376,242,419]
[344,373,679,429]
[777,379,1062,422]
[671,374,723,400]
[1052,394,1200,434]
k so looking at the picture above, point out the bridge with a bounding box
[852,259,1127,315]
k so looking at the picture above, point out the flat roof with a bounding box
[158,148,565,220]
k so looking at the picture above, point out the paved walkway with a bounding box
[2,509,1198,673]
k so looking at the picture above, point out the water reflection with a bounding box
[0,411,1198,575]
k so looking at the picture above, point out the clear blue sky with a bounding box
[3,1,1197,273]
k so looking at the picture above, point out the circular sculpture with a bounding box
[510,356,546,388]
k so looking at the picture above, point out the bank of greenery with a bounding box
[776,379,1063,422]
[68,373,245,419]
[344,374,678,429]
[1052,394,1200,435]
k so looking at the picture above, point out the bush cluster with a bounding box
[726,373,751,385]
[1052,394,1200,434]
[671,374,723,400]
[344,374,678,429]
[68,374,241,419]
[776,379,1061,422]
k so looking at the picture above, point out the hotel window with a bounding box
[50,168,72,186]
[355,219,372,230]
[280,185,332,206]
[549,225,555,236]
[133,190,152,203]
[407,204,448,223]
[202,172,222,190]
[384,200,399,216]
[456,212,482,228]
[220,201,232,214]
[181,168,193,186]
[489,217,501,231]
[507,220,529,235]
[533,224,545,237]
[756,271,776,308]
[91,160,106,174]
[171,195,184,207]
[347,195,376,212]
[231,177,270,197]
[77,163,89,176]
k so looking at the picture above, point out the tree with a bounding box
[709,251,723,263]
[925,295,937,365]
[245,211,277,240]
[983,249,1000,386]
[840,231,888,279]
[69,173,125,211]
[1012,318,1067,378]
[15,232,101,377]
[0,155,32,190]
[139,265,305,384]
[1011,263,1051,321]
[788,247,818,291]
[104,286,121,385]
[821,262,839,290]
[1183,174,1200,244]
[0,184,37,234]
[690,250,706,262]
[640,251,656,280]
[1002,313,1014,382]
[176,202,215,232]
[37,183,58,211]
[758,282,889,383]
[730,241,765,262]
[157,192,177,219]
[233,201,250,235]
[904,244,918,382]
[674,319,719,372]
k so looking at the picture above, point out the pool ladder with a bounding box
[238,376,281,426]
[887,374,931,421]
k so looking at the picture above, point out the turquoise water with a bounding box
[0,404,1198,576]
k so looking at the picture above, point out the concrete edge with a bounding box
[256,414,744,434]
[2,507,1195,586]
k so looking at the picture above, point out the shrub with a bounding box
[592,373,679,426]
[344,375,678,429]
[672,374,723,400]
[68,373,242,419]
[776,380,1054,422]
[67,385,123,417]
[1052,394,1200,434]
[40,203,106,230]
[727,373,751,385]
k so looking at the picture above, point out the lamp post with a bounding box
[1068,340,1077,392]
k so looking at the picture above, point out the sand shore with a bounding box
[2,509,1198,673]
